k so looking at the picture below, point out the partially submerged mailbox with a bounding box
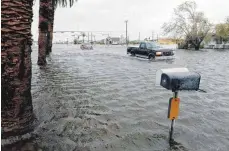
[161,72,201,91]
[156,68,201,91]
[155,68,202,143]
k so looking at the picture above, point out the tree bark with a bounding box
[195,45,200,50]
[50,19,54,52]
[46,0,54,55]
[38,0,50,65]
[193,38,203,50]
[49,21,54,52]
[38,31,47,65]
[46,30,51,55]
[1,0,35,144]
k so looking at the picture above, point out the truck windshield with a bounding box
[146,42,161,49]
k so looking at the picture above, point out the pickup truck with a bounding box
[127,42,174,59]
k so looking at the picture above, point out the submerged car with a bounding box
[127,42,174,59]
[80,43,93,50]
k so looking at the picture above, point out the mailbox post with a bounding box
[156,68,201,143]
[168,91,179,142]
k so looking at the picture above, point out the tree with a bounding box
[1,0,35,145]
[38,0,78,66]
[73,38,78,44]
[81,32,86,43]
[203,33,212,44]
[37,0,51,65]
[215,17,229,44]
[226,16,229,23]
[162,1,212,50]
[46,0,78,54]
[46,0,55,54]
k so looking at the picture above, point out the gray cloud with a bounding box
[32,0,229,42]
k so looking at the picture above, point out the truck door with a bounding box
[145,43,151,56]
[139,43,146,55]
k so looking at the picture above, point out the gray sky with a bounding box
[32,0,229,42]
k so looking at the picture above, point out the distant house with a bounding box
[109,37,120,45]
[204,34,229,49]
[99,37,126,45]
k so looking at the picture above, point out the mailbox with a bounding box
[160,72,201,91]
[156,68,201,91]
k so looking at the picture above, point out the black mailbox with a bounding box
[160,72,201,91]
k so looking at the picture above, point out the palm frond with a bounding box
[53,0,78,9]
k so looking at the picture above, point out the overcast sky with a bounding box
[32,0,229,42]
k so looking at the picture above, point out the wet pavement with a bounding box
[30,44,229,151]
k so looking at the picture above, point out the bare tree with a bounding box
[162,1,212,50]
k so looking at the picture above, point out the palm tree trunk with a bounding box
[49,19,54,52]
[38,31,47,65]
[46,0,54,55]
[38,0,50,65]
[50,9,55,52]
[47,3,55,54]
[1,0,35,144]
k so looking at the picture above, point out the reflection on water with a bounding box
[10,45,229,150]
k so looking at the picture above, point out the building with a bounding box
[99,36,126,45]
[203,34,229,49]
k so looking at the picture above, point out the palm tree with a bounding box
[38,0,78,63]
[1,0,35,144]
[37,0,51,65]
[47,0,55,54]
[48,0,78,52]
[81,32,86,43]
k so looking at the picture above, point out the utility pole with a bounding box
[125,20,128,46]
[88,32,89,42]
[152,31,154,41]
[93,35,96,43]
[102,33,109,46]
[108,34,110,46]
[138,32,140,43]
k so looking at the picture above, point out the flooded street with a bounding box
[31,45,229,151]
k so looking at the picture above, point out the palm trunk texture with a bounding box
[47,2,55,54]
[1,0,35,144]
[37,0,51,65]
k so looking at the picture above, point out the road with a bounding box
[30,44,229,151]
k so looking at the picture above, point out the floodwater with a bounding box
[30,45,229,151]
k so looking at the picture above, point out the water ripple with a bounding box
[30,45,229,151]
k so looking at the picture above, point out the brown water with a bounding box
[30,45,229,151]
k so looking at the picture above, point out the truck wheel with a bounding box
[149,54,155,60]
[131,51,135,56]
